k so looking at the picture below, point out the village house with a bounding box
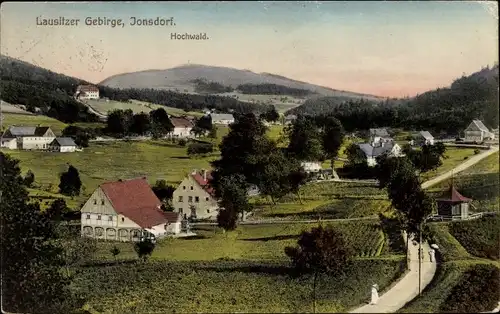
[414,131,435,146]
[358,141,403,166]
[435,185,472,220]
[48,137,78,152]
[369,128,392,146]
[1,126,56,150]
[75,85,100,100]
[169,117,194,138]
[210,113,235,125]
[80,177,181,242]
[301,161,323,173]
[172,169,218,220]
[464,120,495,142]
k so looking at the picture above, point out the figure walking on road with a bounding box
[429,248,435,262]
[370,284,379,305]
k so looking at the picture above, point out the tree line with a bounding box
[236,83,315,97]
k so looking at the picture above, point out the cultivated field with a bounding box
[214,92,306,113]
[399,214,500,313]
[84,99,205,117]
[73,220,406,313]
[1,112,68,135]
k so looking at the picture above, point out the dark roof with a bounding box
[358,142,395,157]
[99,178,170,228]
[436,186,472,203]
[190,170,215,197]
[170,117,194,128]
[51,137,77,147]
[369,128,390,137]
[2,126,51,138]
[419,131,434,140]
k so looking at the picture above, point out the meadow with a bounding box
[419,147,477,182]
[1,112,68,135]
[85,99,205,117]
[73,220,406,313]
[399,214,500,313]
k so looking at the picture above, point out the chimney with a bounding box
[118,179,123,182]
[202,169,207,181]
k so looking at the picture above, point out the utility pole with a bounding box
[419,221,422,295]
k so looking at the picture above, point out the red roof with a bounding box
[436,186,472,203]
[100,178,179,228]
[170,117,194,128]
[191,171,215,197]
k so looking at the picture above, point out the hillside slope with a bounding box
[99,64,384,100]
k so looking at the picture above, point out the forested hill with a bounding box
[0,55,99,123]
[287,65,499,134]
[0,56,269,122]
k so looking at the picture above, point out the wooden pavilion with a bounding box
[435,185,472,220]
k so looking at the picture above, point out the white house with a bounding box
[358,142,403,167]
[172,169,218,220]
[80,177,181,242]
[169,117,194,138]
[210,113,235,125]
[75,85,100,100]
[415,131,435,146]
[1,126,56,150]
[464,120,495,142]
[49,137,78,152]
[369,128,392,146]
[301,161,323,173]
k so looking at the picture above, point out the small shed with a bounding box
[49,137,77,152]
[435,185,472,220]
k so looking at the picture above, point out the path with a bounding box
[349,145,498,313]
[350,234,437,313]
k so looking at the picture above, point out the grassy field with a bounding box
[1,112,68,135]
[74,219,406,313]
[399,214,500,313]
[251,181,390,220]
[1,140,216,208]
[427,152,499,212]
[85,99,205,117]
[420,147,477,182]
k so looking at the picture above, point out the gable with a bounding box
[81,187,118,215]
[465,122,481,132]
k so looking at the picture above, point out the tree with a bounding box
[288,164,308,204]
[187,142,214,157]
[110,246,120,261]
[320,116,345,172]
[134,238,156,261]
[345,143,366,166]
[23,169,35,187]
[149,108,174,138]
[208,125,218,139]
[45,198,70,222]
[285,225,354,313]
[0,153,84,313]
[261,106,280,123]
[130,112,151,135]
[59,164,82,196]
[215,174,251,231]
[286,115,324,161]
[151,180,176,202]
[195,115,213,131]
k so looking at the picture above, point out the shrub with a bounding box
[473,149,480,155]
[187,142,214,157]
[178,139,187,147]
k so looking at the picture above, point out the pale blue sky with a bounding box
[1,1,498,97]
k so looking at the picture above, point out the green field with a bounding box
[1,112,68,135]
[73,220,406,313]
[399,214,500,313]
[85,99,205,117]
[420,147,477,182]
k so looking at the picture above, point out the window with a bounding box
[97,215,101,220]
[183,186,186,190]
[190,186,194,190]
[205,197,209,201]
[121,217,125,222]
[195,196,199,203]
[207,209,210,213]
[93,199,97,205]
[179,208,183,213]
[86,214,90,219]
[178,196,183,202]
[108,216,113,221]
[101,199,105,205]
[188,196,193,202]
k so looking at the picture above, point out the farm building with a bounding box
[169,117,194,138]
[464,120,495,142]
[415,131,435,146]
[172,169,218,220]
[75,85,100,100]
[435,185,472,220]
[48,137,77,152]
[358,142,403,166]
[80,177,181,242]
[0,126,55,150]
[301,161,323,173]
[210,113,235,125]
[369,128,392,146]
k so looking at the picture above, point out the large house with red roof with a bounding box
[75,85,100,100]
[172,169,218,219]
[80,177,181,242]
[169,117,194,138]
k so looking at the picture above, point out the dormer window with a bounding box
[93,199,97,205]
[183,186,186,190]
[190,186,194,190]
[86,214,90,219]
[101,199,105,205]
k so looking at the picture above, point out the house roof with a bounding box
[358,142,395,157]
[470,120,491,133]
[99,178,170,228]
[285,114,297,120]
[419,131,434,140]
[163,211,182,223]
[210,113,234,121]
[51,137,77,147]
[77,85,99,92]
[190,170,215,197]
[170,117,194,128]
[369,128,390,137]
[436,185,472,203]
[2,126,51,138]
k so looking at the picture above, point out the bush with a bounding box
[187,142,214,157]
[473,149,480,155]
[178,139,187,147]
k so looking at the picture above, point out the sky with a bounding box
[1,1,498,97]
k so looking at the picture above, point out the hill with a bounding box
[99,64,384,100]
[289,65,499,134]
